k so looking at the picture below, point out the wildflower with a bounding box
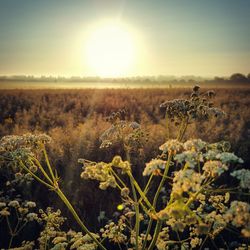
[113,158,131,173]
[183,139,207,152]
[25,201,36,208]
[26,212,38,221]
[101,220,127,244]
[202,160,228,177]
[172,169,204,198]
[216,152,243,164]
[156,227,170,250]
[0,133,52,152]
[111,155,122,167]
[174,150,203,168]
[159,139,183,154]
[0,208,10,216]
[18,207,29,215]
[8,200,20,208]
[143,159,167,176]
[0,202,6,208]
[52,236,67,244]
[80,162,117,190]
[190,237,202,248]
[224,201,250,237]
[120,187,130,198]
[231,169,250,190]
[160,87,225,122]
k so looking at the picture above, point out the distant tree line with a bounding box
[0,73,250,85]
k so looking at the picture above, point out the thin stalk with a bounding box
[165,113,170,140]
[19,161,54,189]
[8,234,14,249]
[142,151,173,250]
[138,173,154,205]
[110,168,127,188]
[148,220,162,250]
[42,146,56,181]
[141,219,153,250]
[128,172,154,211]
[6,217,14,249]
[178,118,188,141]
[152,152,172,207]
[129,175,140,250]
[56,188,107,250]
[16,221,27,235]
[177,119,185,141]
[31,157,54,185]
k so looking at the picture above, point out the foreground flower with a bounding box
[231,169,250,190]
[143,159,167,176]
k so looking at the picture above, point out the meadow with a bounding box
[0,86,250,249]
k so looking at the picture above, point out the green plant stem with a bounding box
[129,175,140,250]
[152,152,172,207]
[165,113,170,140]
[8,234,14,249]
[42,146,56,181]
[148,220,162,250]
[141,219,153,250]
[142,152,173,250]
[110,168,127,188]
[128,172,154,211]
[177,118,189,141]
[19,161,54,189]
[56,188,107,250]
[31,157,54,185]
[177,119,185,141]
[6,217,14,248]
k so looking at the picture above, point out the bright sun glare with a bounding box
[85,23,135,77]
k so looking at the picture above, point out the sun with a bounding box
[85,23,135,77]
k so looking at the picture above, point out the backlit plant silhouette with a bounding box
[0,86,249,249]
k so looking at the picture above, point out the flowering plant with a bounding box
[0,86,249,249]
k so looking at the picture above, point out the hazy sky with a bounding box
[0,0,249,77]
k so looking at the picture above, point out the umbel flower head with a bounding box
[80,161,116,190]
[0,133,52,174]
[159,85,225,122]
[79,156,131,190]
[99,109,146,151]
[0,133,52,152]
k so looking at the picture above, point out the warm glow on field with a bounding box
[85,22,135,77]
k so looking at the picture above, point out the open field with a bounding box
[0,80,250,89]
[0,86,250,248]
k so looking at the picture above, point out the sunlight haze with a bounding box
[0,0,249,77]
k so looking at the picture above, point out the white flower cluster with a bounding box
[0,133,52,152]
[100,219,127,244]
[159,139,183,154]
[172,169,204,198]
[174,150,203,168]
[156,227,170,250]
[0,198,38,222]
[80,162,116,190]
[224,201,250,238]
[202,160,228,177]
[143,158,167,176]
[231,169,250,190]
[183,139,207,152]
